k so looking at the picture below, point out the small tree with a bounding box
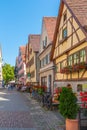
[2,63,15,84]
[59,87,78,119]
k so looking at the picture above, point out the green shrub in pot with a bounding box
[59,87,79,119]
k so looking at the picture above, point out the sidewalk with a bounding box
[23,92,65,130]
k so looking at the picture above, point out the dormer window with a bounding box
[43,36,47,49]
[43,41,45,49]
[63,11,67,22]
[62,27,67,39]
[45,36,47,46]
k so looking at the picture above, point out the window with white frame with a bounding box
[73,53,79,65]
[41,77,47,87]
[46,55,48,64]
[80,49,86,63]
[44,57,46,66]
[48,53,50,63]
[45,36,47,46]
[68,55,73,66]
[43,41,45,49]
[42,36,47,49]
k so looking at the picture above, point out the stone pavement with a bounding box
[23,93,65,130]
[0,88,65,130]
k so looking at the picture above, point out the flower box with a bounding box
[72,64,79,71]
[60,66,72,74]
[79,62,86,69]
[72,62,86,71]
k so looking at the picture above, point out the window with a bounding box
[42,41,45,49]
[64,12,67,22]
[60,60,66,69]
[45,36,47,46]
[73,53,79,65]
[41,77,47,87]
[62,27,67,39]
[55,64,58,73]
[46,55,48,64]
[41,59,44,67]
[40,60,42,68]
[40,60,43,68]
[43,36,47,49]
[44,57,46,66]
[80,49,86,63]
[41,54,50,68]
[48,53,50,63]
[43,40,46,49]
[60,62,63,69]
[68,55,73,66]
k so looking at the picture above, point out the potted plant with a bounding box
[59,87,79,130]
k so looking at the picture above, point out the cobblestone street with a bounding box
[0,88,65,130]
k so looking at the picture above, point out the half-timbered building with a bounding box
[26,34,40,85]
[51,0,87,92]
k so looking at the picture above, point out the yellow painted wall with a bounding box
[28,44,36,82]
[68,74,70,79]
[79,70,84,78]
[73,19,79,30]
[77,29,86,41]
[53,4,87,81]
[72,72,78,79]
[78,70,87,79]
[55,73,64,80]
[53,4,86,59]
[69,42,87,55]
[83,71,87,78]
[55,54,67,64]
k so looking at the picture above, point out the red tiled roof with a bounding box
[43,17,57,42]
[19,46,26,62]
[63,0,87,33]
[28,35,40,52]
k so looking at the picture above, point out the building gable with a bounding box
[40,18,50,54]
[51,0,87,61]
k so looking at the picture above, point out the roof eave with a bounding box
[51,0,87,61]
[50,0,63,61]
[63,0,87,38]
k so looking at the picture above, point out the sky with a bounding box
[0,0,60,66]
